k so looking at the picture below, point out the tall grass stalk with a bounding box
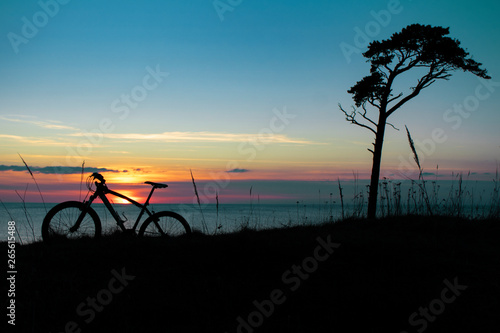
[79,160,85,201]
[318,189,321,221]
[329,192,334,222]
[190,169,208,234]
[15,187,35,242]
[257,194,261,229]
[215,191,221,234]
[0,199,24,245]
[249,186,254,216]
[430,165,440,210]
[351,172,365,218]
[337,178,344,220]
[489,167,500,218]
[405,126,433,216]
[245,186,254,228]
[405,126,422,178]
[18,153,47,213]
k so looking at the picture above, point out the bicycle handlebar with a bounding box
[91,172,106,184]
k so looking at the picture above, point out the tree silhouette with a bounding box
[339,24,490,219]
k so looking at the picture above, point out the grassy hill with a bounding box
[6,215,500,332]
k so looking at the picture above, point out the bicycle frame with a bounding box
[79,181,158,232]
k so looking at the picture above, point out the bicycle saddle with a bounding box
[144,181,168,188]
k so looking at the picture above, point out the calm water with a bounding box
[0,202,341,244]
[2,195,496,244]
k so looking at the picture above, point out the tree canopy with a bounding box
[348,24,490,113]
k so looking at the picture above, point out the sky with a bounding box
[1,0,499,204]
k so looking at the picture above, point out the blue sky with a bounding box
[1,0,499,203]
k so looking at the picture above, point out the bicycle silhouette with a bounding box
[42,173,191,241]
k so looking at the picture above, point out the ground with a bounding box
[6,215,500,332]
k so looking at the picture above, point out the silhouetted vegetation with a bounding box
[6,214,500,332]
[339,24,491,219]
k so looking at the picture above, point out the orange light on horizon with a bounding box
[108,190,144,205]
[103,169,187,183]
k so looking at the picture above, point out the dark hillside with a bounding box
[7,215,500,332]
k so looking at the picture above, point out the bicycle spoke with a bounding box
[42,201,101,241]
[140,211,190,238]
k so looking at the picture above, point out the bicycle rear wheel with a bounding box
[138,211,191,238]
[42,201,101,242]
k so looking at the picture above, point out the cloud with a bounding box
[227,168,250,173]
[0,115,79,131]
[0,134,70,146]
[0,165,121,174]
[69,131,323,145]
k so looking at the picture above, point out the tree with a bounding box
[339,24,490,219]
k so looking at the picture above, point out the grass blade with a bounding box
[338,177,344,220]
[190,169,208,233]
[18,153,47,213]
[404,127,433,216]
[405,126,422,179]
[80,160,85,201]
[0,199,24,245]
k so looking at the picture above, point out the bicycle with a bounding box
[42,172,191,241]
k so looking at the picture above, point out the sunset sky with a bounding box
[1,0,499,204]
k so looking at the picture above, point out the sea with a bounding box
[2,197,496,244]
[1,202,342,244]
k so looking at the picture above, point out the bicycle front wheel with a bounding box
[42,201,102,242]
[138,211,191,238]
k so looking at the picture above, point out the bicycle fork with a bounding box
[69,194,97,233]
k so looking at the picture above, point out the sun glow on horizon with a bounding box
[107,190,143,205]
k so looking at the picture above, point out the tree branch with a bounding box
[360,104,378,127]
[367,142,375,155]
[387,122,400,131]
[386,63,444,118]
[387,92,403,104]
[367,98,381,109]
[385,87,422,118]
[339,104,377,135]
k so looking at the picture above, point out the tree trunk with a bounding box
[367,114,387,219]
